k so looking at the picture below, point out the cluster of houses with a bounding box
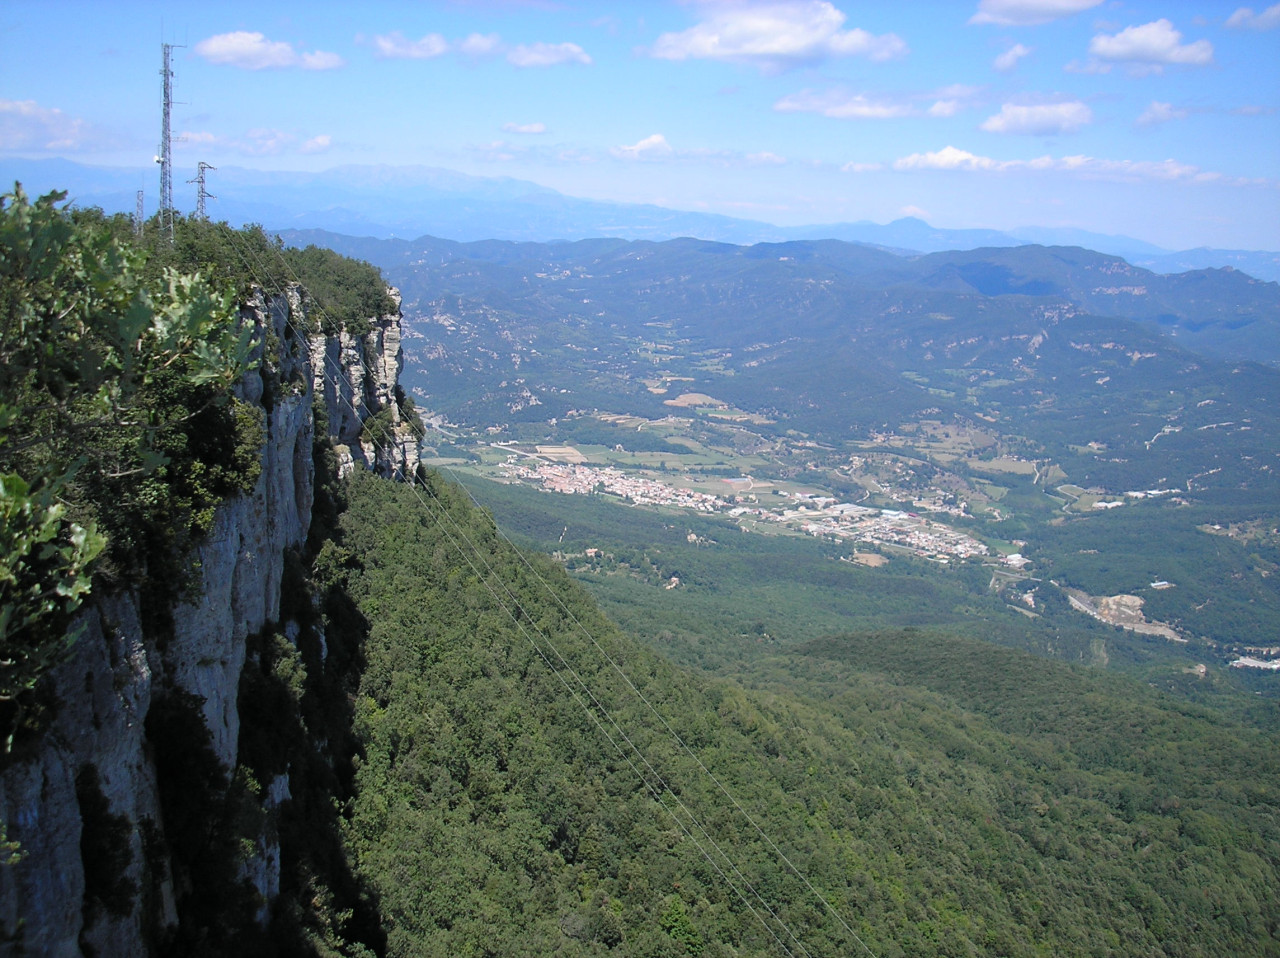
[787,502,989,561]
[506,459,990,562]
[505,461,723,511]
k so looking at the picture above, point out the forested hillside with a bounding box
[325,468,1280,956]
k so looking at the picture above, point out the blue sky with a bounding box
[2,0,1278,249]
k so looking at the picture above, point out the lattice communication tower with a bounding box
[156,43,183,242]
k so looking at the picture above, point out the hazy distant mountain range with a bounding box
[287,229,1279,367]
[4,157,1278,281]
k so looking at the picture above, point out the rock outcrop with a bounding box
[309,287,420,480]
[0,284,414,955]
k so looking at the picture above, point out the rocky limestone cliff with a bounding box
[0,284,416,955]
[307,287,420,481]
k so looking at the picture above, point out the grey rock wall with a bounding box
[0,284,411,956]
[310,288,420,480]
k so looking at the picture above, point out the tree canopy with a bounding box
[0,186,260,745]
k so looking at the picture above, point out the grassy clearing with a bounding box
[967,457,1037,475]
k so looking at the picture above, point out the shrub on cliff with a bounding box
[126,215,395,337]
[0,185,259,748]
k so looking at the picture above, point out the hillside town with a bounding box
[502,459,990,562]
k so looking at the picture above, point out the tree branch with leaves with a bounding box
[0,185,260,749]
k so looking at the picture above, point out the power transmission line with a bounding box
[188,162,215,219]
[213,224,826,957]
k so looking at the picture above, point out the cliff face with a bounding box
[0,285,415,955]
[308,288,420,481]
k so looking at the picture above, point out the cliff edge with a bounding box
[0,282,415,955]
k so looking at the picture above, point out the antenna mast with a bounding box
[188,162,216,219]
[134,189,144,237]
[157,42,183,242]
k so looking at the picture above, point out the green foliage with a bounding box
[358,405,399,449]
[0,185,261,742]
[283,245,395,336]
[659,897,704,956]
[0,473,103,707]
[97,211,393,338]
[233,547,386,955]
[332,468,1280,956]
[395,387,426,441]
[145,689,283,956]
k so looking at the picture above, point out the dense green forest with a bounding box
[306,468,1279,956]
[431,472,1280,720]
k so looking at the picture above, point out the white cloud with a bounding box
[891,144,1250,185]
[1226,4,1280,29]
[774,88,912,119]
[507,42,591,67]
[1136,101,1187,127]
[459,33,503,57]
[901,205,931,219]
[980,101,1093,135]
[651,1,906,70]
[241,128,299,155]
[0,98,97,150]
[503,122,547,134]
[993,43,1032,72]
[301,51,345,71]
[1063,57,1112,75]
[371,32,448,59]
[746,151,787,165]
[177,130,219,146]
[841,161,884,172]
[936,83,983,99]
[471,141,518,163]
[194,31,344,70]
[776,83,980,121]
[1088,19,1213,70]
[895,146,1006,172]
[368,32,581,65]
[300,134,333,153]
[174,127,331,157]
[1061,155,1202,180]
[611,134,674,160]
[969,0,1100,26]
[195,32,295,69]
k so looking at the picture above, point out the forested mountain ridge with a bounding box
[3,192,1278,956]
[284,230,1280,364]
[304,228,1279,658]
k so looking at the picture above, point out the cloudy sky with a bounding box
[2,0,1278,249]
